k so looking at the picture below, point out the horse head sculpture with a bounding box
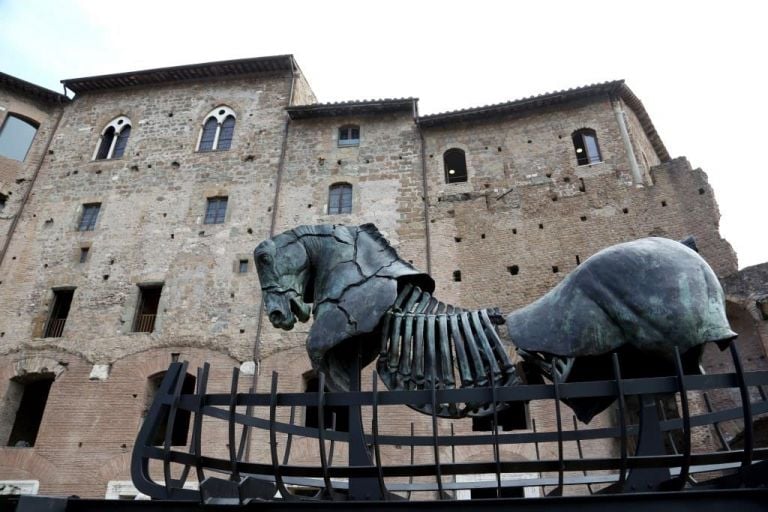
[256,224,736,423]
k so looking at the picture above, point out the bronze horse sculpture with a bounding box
[255,224,735,423]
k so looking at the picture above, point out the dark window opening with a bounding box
[0,193,6,211]
[147,372,196,446]
[79,247,89,263]
[96,127,115,160]
[572,129,602,165]
[78,203,101,231]
[453,270,462,282]
[0,114,39,162]
[338,125,360,146]
[204,196,228,224]
[328,183,352,214]
[472,402,529,432]
[5,374,54,447]
[112,125,131,158]
[304,375,349,432]
[552,266,559,273]
[217,116,236,151]
[44,289,74,338]
[133,284,162,333]
[507,265,519,276]
[238,259,248,273]
[198,117,217,152]
[443,148,467,183]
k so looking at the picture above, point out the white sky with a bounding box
[1,0,765,269]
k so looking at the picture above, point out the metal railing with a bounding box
[44,318,66,338]
[133,314,156,333]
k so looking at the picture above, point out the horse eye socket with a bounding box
[259,254,271,265]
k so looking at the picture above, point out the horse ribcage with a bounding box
[376,284,520,418]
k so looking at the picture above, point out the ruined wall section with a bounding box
[262,111,425,360]
[619,97,663,181]
[0,73,294,366]
[289,69,317,106]
[0,89,64,253]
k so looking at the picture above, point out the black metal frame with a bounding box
[130,344,768,504]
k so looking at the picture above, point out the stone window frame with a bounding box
[327,182,353,215]
[337,124,360,147]
[121,280,167,335]
[203,196,229,225]
[234,254,251,274]
[443,147,469,184]
[0,112,40,162]
[196,106,237,152]
[77,202,102,231]
[571,128,602,166]
[92,115,132,160]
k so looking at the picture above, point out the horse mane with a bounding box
[358,223,399,258]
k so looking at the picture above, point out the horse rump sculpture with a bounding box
[255,224,735,423]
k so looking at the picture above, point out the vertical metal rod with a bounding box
[163,361,189,493]
[237,385,255,463]
[611,353,628,490]
[316,372,334,497]
[571,416,593,495]
[281,405,296,465]
[430,382,444,498]
[371,371,387,499]
[552,360,565,494]
[673,347,692,485]
[532,419,541,461]
[269,372,291,499]
[228,367,241,482]
[489,372,502,498]
[406,423,415,500]
[729,343,754,473]
[450,423,456,464]
[193,363,209,484]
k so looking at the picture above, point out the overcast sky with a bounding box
[1,0,765,269]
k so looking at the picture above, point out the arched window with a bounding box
[328,183,352,214]
[94,116,131,160]
[443,148,467,183]
[0,114,39,162]
[572,128,602,165]
[338,125,360,147]
[197,106,236,152]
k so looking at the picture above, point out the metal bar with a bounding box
[282,406,296,465]
[269,372,291,499]
[430,382,444,498]
[228,367,241,483]
[372,371,387,499]
[674,347,692,486]
[532,418,541,462]
[552,360,564,495]
[193,363,209,485]
[407,423,415,500]
[237,384,255,463]
[730,343,754,474]
[316,372,334,497]
[612,353,627,490]
[162,361,189,493]
[489,369,502,498]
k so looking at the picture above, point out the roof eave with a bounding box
[286,99,418,120]
[0,72,69,104]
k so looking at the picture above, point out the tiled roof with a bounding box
[286,98,417,119]
[0,71,69,104]
[62,55,297,94]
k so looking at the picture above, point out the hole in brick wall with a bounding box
[239,329,245,334]
[552,266,559,273]
[73,170,78,175]
[365,159,370,163]
[481,233,486,239]
[170,234,174,239]
[512,228,517,234]
[307,204,312,208]
[109,259,115,265]
[162,213,167,217]
[558,134,563,139]
[698,188,705,195]
[132,394,137,398]
[539,223,544,229]
[661,200,667,207]
[6,375,55,447]
[527,139,532,144]
[95,169,102,174]
[1,332,4,337]
[430,219,435,223]
[545,172,552,178]
[318,157,325,165]
[48,149,54,154]
[580,215,587,221]
[147,164,152,169]
[247,228,253,234]
[508,265,519,275]
[551,196,558,202]
[231,292,235,298]
[244,155,255,162]
[43,263,48,268]
[497,147,502,152]
[429,154,434,158]
[12,256,16,260]
[77,441,82,447]
[167,112,174,117]
[484,183,490,188]
[103,275,109,281]
[563,177,570,183]
[579,178,586,192]
[267,207,272,212]
[199,231,205,236]
[408,260,413,264]
[130,165,139,171]
[622,208,629,214]
[454,237,462,242]
[399,155,403,159]
[575,255,581,265]
[453,270,462,282]
[337,159,342,165]
[171,161,180,169]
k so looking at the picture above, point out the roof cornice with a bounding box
[287,98,417,119]
[0,71,69,104]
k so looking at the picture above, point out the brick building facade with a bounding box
[0,55,764,498]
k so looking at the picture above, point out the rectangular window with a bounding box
[78,203,101,231]
[238,260,248,273]
[79,247,90,264]
[5,376,54,447]
[204,197,228,225]
[44,289,74,338]
[133,284,162,333]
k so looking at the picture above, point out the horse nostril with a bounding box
[269,311,284,324]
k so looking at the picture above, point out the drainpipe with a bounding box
[0,102,66,267]
[246,62,297,461]
[611,96,644,186]
[416,111,433,275]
